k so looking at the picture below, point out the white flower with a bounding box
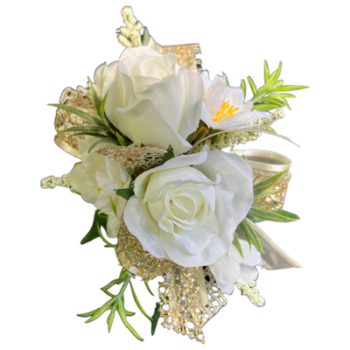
[68,137,131,237]
[123,150,253,267]
[210,240,261,294]
[117,6,143,47]
[94,46,204,155]
[201,71,267,131]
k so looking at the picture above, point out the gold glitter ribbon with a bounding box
[233,149,292,212]
[117,224,227,343]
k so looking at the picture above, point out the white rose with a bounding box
[94,46,204,155]
[69,137,131,237]
[210,241,261,294]
[201,71,267,131]
[123,150,253,267]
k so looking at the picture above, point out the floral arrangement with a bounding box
[41,7,307,343]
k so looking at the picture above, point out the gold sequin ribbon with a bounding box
[234,149,293,212]
[118,224,227,344]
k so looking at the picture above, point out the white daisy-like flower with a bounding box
[200,71,268,131]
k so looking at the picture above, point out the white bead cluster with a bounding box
[41,175,70,189]
[117,6,143,48]
[235,281,266,307]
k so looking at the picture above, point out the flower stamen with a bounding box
[212,100,239,122]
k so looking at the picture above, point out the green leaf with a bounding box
[223,72,229,86]
[151,302,161,336]
[66,132,108,140]
[161,145,175,164]
[144,281,154,296]
[248,207,300,223]
[247,76,257,95]
[99,92,112,128]
[239,219,264,253]
[100,62,106,95]
[109,196,117,215]
[254,189,278,200]
[240,79,246,100]
[267,94,292,110]
[107,301,118,332]
[252,103,280,111]
[88,76,101,112]
[56,125,109,136]
[115,130,127,146]
[115,188,135,200]
[88,138,119,153]
[130,282,152,321]
[264,60,269,83]
[253,170,287,197]
[79,209,107,246]
[274,85,309,92]
[142,27,151,46]
[268,92,296,99]
[268,61,282,85]
[260,97,285,107]
[48,104,104,126]
[233,232,244,258]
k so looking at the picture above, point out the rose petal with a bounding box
[196,151,253,225]
[228,240,261,267]
[134,151,208,199]
[210,253,241,294]
[237,265,259,284]
[124,197,168,259]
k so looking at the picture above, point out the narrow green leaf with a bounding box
[223,72,229,86]
[109,196,117,215]
[99,92,112,128]
[274,85,309,92]
[240,79,246,100]
[266,126,276,133]
[151,302,161,336]
[88,76,101,112]
[56,125,109,136]
[247,76,257,95]
[142,27,151,46]
[115,130,127,146]
[100,62,106,95]
[248,207,300,223]
[253,170,288,197]
[79,209,107,246]
[115,188,134,200]
[254,189,278,200]
[260,97,285,107]
[66,132,108,140]
[77,308,100,318]
[268,93,296,99]
[252,103,280,111]
[130,282,152,321]
[264,60,269,83]
[107,301,118,333]
[239,219,264,253]
[144,281,154,296]
[267,94,291,110]
[88,138,119,153]
[48,104,104,126]
[161,145,175,164]
[233,232,244,259]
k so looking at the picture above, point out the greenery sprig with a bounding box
[78,211,161,340]
[234,170,300,258]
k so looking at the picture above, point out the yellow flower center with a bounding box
[211,100,239,122]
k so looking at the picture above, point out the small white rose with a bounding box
[210,240,261,294]
[200,71,268,131]
[68,137,131,237]
[94,46,204,155]
[123,150,253,267]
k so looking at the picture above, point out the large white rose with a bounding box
[94,46,204,155]
[201,71,267,131]
[210,241,261,294]
[68,137,131,237]
[123,150,254,267]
